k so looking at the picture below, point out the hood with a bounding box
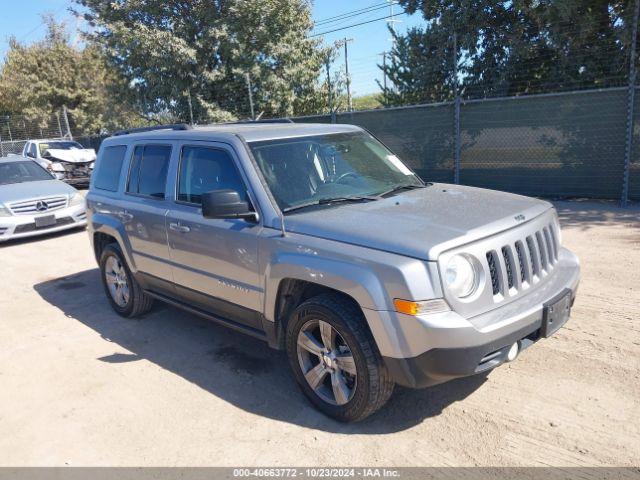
[282,183,552,261]
[0,179,75,205]
[45,148,96,164]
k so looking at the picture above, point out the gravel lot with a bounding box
[0,200,638,467]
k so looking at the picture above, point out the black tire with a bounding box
[286,293,394,422]
[99,243,154,318]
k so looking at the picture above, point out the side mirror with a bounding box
[201,189,258,222]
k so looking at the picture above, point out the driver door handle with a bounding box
[169,222,191,233]
[118,211,134,222]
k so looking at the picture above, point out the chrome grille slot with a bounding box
[543,226,556,262]
[486,251,501,295]
[501,246,515,290]
[515,241,527,283]
[535,231,548,270]
[8,196,67,215]
[526,236,539,277]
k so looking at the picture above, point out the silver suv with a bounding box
[87,122,580,422]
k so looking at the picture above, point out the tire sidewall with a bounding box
[99,244,135,317]
[286,301,371,421]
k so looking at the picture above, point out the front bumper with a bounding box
[366,247,580,388]
[0,204,87,242]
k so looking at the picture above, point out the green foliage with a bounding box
[76,0,331,122]
[352,93,383,111]
[381,0,636,106]
[0,16,139,134]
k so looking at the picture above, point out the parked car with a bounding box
[86,123,580,422]
[22,139,96,186]
[0,156,87,242]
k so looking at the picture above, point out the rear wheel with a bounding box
[99,243,153,318]
[286,294,394,422]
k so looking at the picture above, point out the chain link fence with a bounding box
[8,87,636,202]
[0,110,73,156]
[296,86,639,202]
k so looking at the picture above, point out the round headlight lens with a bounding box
[444,254,478,298]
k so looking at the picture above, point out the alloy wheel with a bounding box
[104,255,130,308]
[296,319,357,405]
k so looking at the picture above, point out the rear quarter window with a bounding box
[94,145,128,192]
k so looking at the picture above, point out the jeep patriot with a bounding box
[87,122,580,422]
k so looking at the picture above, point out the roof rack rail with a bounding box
[226,118,295,125]
[112,123,193,137]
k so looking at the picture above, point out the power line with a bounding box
[17,0,72,42]
[314,2,395,26]
[311,12,407,38]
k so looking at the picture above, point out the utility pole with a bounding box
[380,51,388,92]
[621,0,639,206]
[343,38,354,111]
[245,73,255,120]
[386,0,401,45]
[326,59,333,114]
[186,89,195,125]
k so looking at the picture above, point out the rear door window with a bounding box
[127,145,172,199]
[94,145,128,192]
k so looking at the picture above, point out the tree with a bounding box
[75,0,331,122]
[380,0,636,105]
[0,16,139,134]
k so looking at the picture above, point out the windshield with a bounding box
[248,131,423,212]
[0,161,54,185]
[39,141,84,156]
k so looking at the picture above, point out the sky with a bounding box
[0,0,425,96]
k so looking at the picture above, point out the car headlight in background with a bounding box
[47,162,66,172]
[69,192,86,207]
[0,204,12,217]
[444,254,480,298]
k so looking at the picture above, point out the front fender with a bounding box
[264,251,391,322]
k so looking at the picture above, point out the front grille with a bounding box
[486,222,560,300]
[8,196,68,215]
[13,216,75,234]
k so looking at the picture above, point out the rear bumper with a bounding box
[369,247,580,388]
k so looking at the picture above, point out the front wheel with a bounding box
[286,294,394,422]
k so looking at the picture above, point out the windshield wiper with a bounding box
[378,183,427,197]
[283,195,380,214]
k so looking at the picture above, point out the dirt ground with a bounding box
[0,200,638,467]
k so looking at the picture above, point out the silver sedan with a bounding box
[0,156,87,242]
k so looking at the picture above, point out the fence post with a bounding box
[452,31,461,184]
[0,127,4,157]
[622,0,639,206]
[62,105,73,140]
[454,96,461,184]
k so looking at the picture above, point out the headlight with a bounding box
[89,162,95,170]
[47,162,66,172]
[444,254,479,298]
[0,204,11,217]
[69,192,85,207]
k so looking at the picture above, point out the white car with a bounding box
[22,139,96,186]
[0,156,87,242]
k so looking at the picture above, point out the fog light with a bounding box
[506,342,520,362]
